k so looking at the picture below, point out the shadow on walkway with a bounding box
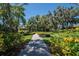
[18,40,51,56]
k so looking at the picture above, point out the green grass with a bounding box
[31,32,52,35]
[21,35,32,43]
[23,35,32,40]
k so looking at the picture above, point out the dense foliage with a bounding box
[26,6,79,32]
[42,27,79,56]
[0,3,26,32]
[0,3,27,55]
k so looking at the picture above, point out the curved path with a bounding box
[18,34,51,56]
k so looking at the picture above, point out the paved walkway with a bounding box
[18,34,51,56]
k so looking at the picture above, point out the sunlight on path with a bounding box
[32,34,42,40]
[18,34,51,56]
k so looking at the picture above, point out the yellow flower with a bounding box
[62,49,66,53]
[75,38,79,42]
[64,37,74,42]
[68,37,73,42]
[75,27,79,30]
[64,38,68,42]
[65,46,70,50]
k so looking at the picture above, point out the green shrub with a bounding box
[47,29,79,56]
[43,39,51,46]
[50,44,64,56]
[3,32,22,49]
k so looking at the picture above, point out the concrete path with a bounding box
[18,34,51,56]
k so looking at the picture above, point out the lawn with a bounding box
[21,35,32,43]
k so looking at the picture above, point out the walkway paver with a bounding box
[18,34,51,56]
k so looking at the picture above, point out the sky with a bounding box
[24,3,76,20]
